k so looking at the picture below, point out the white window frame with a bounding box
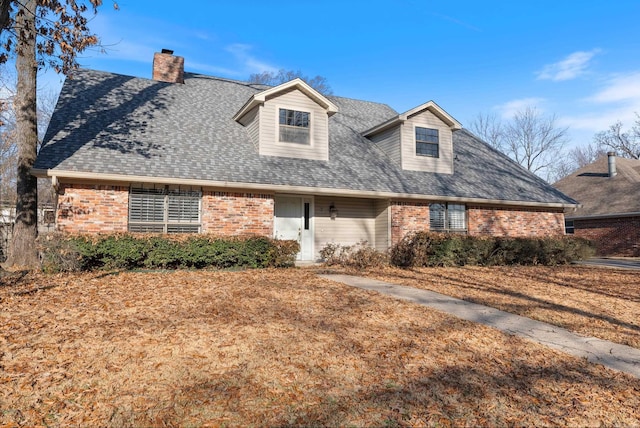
[128,184,202,233]
[430,203,467,233]
[276,106,313,146]
[415,126,439,158]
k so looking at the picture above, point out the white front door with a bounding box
[274,196,313,261]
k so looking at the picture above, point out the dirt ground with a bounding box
[1,267,639,426]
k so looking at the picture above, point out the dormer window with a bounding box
[279,108,310,145]
[416,127,439,158]
[363,101,459,173]
[233,78,338,161]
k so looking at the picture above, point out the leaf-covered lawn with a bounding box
[1,268,639,426]
[362,265,640,349]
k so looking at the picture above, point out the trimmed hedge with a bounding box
[38,233,300,272]
[389,232,596,267]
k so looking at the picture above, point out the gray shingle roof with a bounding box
[35,69,576,206]
[554,155,640,217]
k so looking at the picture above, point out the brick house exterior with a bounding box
[388,203,564,246]
[390,202,432,245]
[34,51,578,260]
[570,216,640,256]
[201,192,274,236]
[554,153,640,256]
[57,184,129,233]
[467,206,565,237]
[57,184,275,236]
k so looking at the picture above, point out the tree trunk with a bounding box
[5,0,39,269]
[0,0,11,35]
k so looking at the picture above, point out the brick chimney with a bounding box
[152,49,184,84]
[607,151,617,177]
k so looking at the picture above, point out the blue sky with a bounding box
[34,0,640,149]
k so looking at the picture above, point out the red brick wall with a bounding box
[573,216,640,256]
[56,184,568,245]
[56,183,129,233]
[201,191,274,236]
[468,206,564,237]
[390,201,430,245]
[56,185,275,237]
[389,202,565,244]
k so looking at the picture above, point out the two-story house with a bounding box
[33,50,578,261]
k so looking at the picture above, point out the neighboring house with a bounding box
[554,153,640,256]
[32,51,578,261]
[0,204,56,262]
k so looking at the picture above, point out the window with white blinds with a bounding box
[129,186,201,233]
[429,203,467,233]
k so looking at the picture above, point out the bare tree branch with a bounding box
[593,117,640,159]
[468,112,504,150]
[248,69,333,95]
[570,142,608,168]
[502,107,568,178]
[471,107,569,181]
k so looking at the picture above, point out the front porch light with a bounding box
[329,203,338,220]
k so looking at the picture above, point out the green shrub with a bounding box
[390,232,595,268]
[460,235,494,266]
[38,233,300,272]
[71,234,149,270]
[144,236,182,269]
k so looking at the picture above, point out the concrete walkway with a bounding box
[576,257,640,270]
[319,274,640,379]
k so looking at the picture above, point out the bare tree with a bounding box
[248,69,333,95]
[547,142,610,182]
[1,0,115,268]
[502,107,569,178]
[1,66,58,206]
[593,116,640,159]
[569,142,608,168]
[468,112,504,150]
[469,107,569,181]
[0,93,17,204]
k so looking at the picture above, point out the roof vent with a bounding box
[152,49,184,84]
[607,151,617,177]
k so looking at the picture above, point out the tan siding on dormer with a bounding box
[243,106,260,151]
[369,126,401,165]
[259,88,329,161]
[401,110,454,174]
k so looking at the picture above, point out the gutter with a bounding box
[32,168,579,210]
[566,211,640,221]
